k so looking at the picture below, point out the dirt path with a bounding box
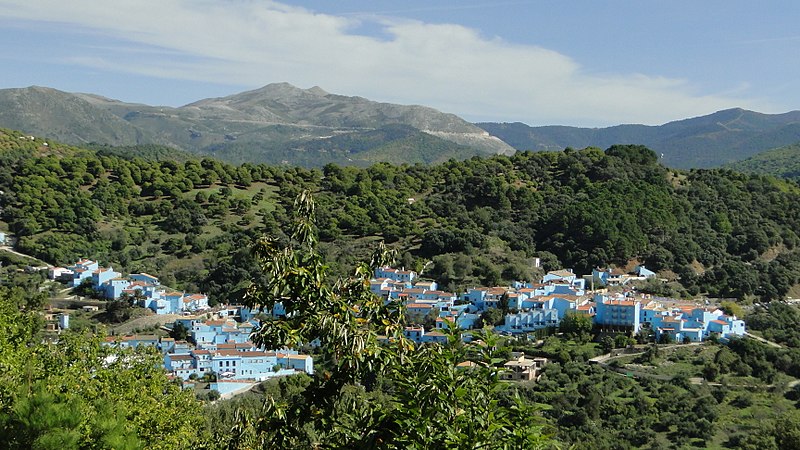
[589,342,701,364]
[0,245,49,264]
[745,331,783,348]
[111,314,185,335]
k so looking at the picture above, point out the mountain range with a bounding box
[1,83,799,169]
[0,83,512,167]
[477,108,800,169]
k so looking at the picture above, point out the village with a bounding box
[43,257,748,393]
[373,265,745,345]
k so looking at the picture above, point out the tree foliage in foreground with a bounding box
[0,286,207,449]
[233,191,553,449]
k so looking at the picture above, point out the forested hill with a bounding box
[724,142,800,180]
[477,108,800,169]
[2,127,800,303]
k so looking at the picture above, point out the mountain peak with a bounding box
[0,83,514,165]
[186,82,331,108]
[26,85,62,93]
[250,82,328,97]
[307,85,328,96]
[261,83,331,97]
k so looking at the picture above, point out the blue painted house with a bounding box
[500,309,560,334]
[375,267,417,284]
[593,294,641,333]
[70,259,99,287]
[129,273,160,285]
[542,269,576,284]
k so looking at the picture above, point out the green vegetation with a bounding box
[6,119,800,450]
[0,84,511,168]
[4,129,800,306]
[746,302,800,347]
[519,354,800,449]
[478,108,800,169]
[558,311,593,342]
[3,176,800,447]
[86,143,199,163]
[227,192,551,448]
[725,141,800,180]
[0,286,206,449]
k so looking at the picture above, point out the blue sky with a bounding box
[0,0,797,127]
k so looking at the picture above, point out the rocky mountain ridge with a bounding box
[0,83,513,166]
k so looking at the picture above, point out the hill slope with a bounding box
[0,86,148,145]
[725,142,800,179]
[0,84,513,167]
[4,127,800,305]
[478,108,800,169]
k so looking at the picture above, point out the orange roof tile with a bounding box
[406,303,433,309]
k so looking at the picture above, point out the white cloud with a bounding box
[0,0,773,126]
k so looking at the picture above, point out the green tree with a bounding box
[719,301,744,319]
[559,311,593,342]
[0,287,207,449]
[601,336,615,353]
[106,294,135,323]
[237,191,552,449]
[775,410,800,450]
[170,321,189,341]
[479,307,506,328]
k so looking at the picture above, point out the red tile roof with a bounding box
[406,303,433,309]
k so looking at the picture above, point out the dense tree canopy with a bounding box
[0,286,207,449]
[3,129,800,305]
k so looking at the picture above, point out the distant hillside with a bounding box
[0,86,147,145]
[725,142,800,179]
[84,143,199,163]
[205,124,483,166]
[7,84,800,169]
[478,108,800,169]
[0,84,513,167]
